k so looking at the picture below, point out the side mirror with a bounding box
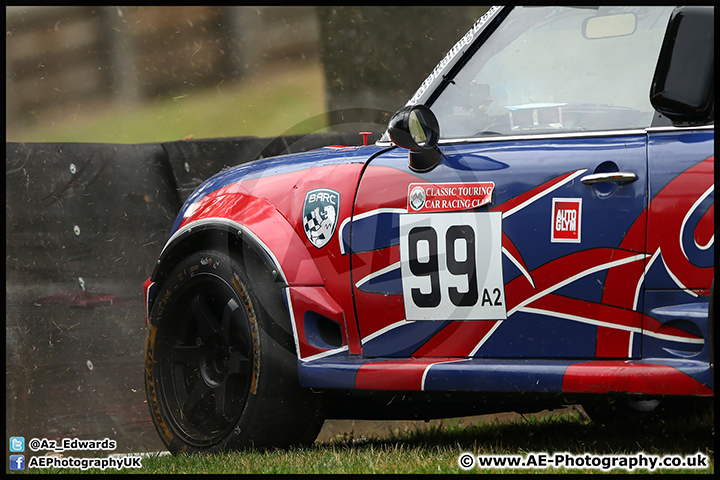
[387,105,442,172]
[650,6,714,123]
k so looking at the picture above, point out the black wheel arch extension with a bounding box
[149,223,297,351]
[152,223,287,290]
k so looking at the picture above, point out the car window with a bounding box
[431,6,674,139]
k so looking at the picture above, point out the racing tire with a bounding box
[144,249,325,454]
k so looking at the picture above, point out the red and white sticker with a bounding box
[408,182,495,213]
[551,198,582,243]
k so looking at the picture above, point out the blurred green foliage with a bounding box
[7,62,328,144]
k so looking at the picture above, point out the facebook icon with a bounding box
[10,454,25,471]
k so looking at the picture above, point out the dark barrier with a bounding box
[5,132,369,457]
[6,142,177,283]
[161,131,377,203]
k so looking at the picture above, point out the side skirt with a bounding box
[299,356,713,396]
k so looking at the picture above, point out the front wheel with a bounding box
[144,249,324,453]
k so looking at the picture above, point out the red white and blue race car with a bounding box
[143,5,714,453]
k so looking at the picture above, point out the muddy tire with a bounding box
[144,249,324,454]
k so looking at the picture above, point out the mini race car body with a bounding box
[144,6,714,453]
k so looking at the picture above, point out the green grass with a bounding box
[27,409,714,474]
[7,61,329,144]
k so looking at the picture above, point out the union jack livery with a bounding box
[143,5,714,454]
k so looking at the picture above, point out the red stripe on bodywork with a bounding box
[501,232,533,286]
[288,286,347,360]
[411,320,499,357]
[695,203,714,247]
[562,361,714,395]
[645,155,714,292]
[595,329,633,358]
[184,190,324,285]
[355,358,455,390]
[505,248,644,313]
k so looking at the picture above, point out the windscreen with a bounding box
[431,6,674,139]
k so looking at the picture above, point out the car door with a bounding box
[346,6,679,360]
[641,127,714,360]
[349,133,648,359]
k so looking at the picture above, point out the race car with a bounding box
[143,5,714,454]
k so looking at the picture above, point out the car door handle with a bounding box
[580,171,637,185]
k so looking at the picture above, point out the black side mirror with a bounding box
[387,105,442,172]
[650,6,714,124]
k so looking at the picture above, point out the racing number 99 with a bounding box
[408,225,478,308]
[400,212,506,321]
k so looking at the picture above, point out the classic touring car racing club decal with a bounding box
[402,182,504,321]
[303,188,340,248]
[408,182,495,213]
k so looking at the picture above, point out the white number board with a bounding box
[399,212,506,321]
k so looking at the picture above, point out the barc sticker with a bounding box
[303,188,340,248]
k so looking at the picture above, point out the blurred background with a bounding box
[7,6,504,459]
[7,6,489,143]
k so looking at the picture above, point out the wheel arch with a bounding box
[152,193,325,290]
[151,221,287,291]
[148,197,325,334]
[148,218,312,355]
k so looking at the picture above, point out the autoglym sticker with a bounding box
[407,182,495,213]
[551,198,582,243]
[303,188,340,248]
[399,211,506,321]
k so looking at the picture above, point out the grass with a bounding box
[7,60,329,144]
[27,408,714,474]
